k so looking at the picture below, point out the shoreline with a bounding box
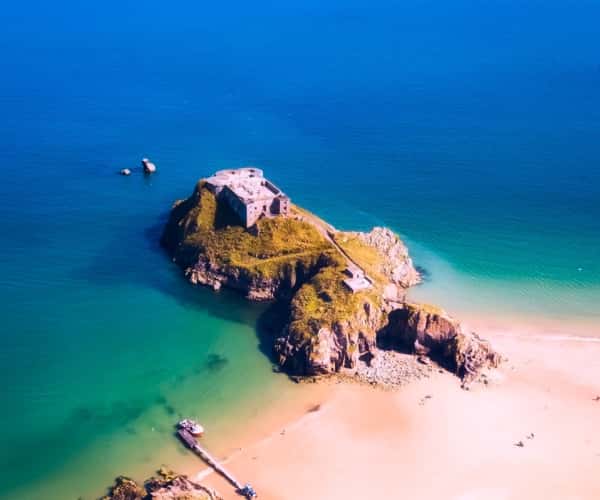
[459,310,600,340]
[190,321,600,499]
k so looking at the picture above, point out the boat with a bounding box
[177,418,204,436]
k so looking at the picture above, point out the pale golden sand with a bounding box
[196,326,600,500]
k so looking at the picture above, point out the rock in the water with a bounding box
[142,158,157,174]
[101,469,221,500]
[120,168,132,176]
[101,476,145,500]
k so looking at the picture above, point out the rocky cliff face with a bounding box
[185,251,333,301]
[351,227,421,288]
[272,226,422,376]
[380,303,502,382]
[275,294,384,375]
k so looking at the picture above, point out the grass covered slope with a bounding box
[281,264,384,374]
[161,183,338,287]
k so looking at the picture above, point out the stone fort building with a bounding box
[205,167,290,228]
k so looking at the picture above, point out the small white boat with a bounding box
[177,418,204,436]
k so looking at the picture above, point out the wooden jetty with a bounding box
[177,428,253,496]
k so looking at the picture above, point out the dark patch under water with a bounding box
[205,353,228,372]
[155,395,177,416]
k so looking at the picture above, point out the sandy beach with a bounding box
[196,325,600,500]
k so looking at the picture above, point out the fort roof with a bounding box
[205,167,286,203]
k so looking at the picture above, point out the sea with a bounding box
[1,1,599,498]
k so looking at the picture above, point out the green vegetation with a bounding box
[163,182,387,351]
[289,263,380,344]
[333,233,388,286]
[166,186,337,279]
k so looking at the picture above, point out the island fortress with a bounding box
[162,168,500,383]
[204,167,290,228]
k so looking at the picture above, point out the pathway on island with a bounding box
[292,208,372,285]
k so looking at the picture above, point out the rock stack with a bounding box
[142,157,157,174]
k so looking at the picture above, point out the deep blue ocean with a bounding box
[1,1,599,498]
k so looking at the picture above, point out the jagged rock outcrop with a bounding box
[380,303,501,382]
[382,303,461,352]
[101,469,221,500]
[275,294,384,375]
[333,227,420,304]
[351,227,421,288]
[448,330,502,383]
[100,476,146,500]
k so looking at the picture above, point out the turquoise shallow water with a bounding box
[1,1,600,498]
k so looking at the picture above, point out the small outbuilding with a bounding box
[342,266,373,293]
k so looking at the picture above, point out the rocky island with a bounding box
[161,168,500,385]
